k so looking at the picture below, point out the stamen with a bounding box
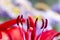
[17,15,20,26]
[44,19,48,28]
[27,19,30,31]
[41,19,44,29]
[20,15,23,26]
[35,18,38,27]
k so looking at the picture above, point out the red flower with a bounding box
[0,15,60,40]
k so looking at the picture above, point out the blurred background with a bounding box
[0,0,60,39]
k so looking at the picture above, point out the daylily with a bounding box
[0,15,60,40]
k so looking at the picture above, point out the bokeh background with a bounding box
[0,0,60,39]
